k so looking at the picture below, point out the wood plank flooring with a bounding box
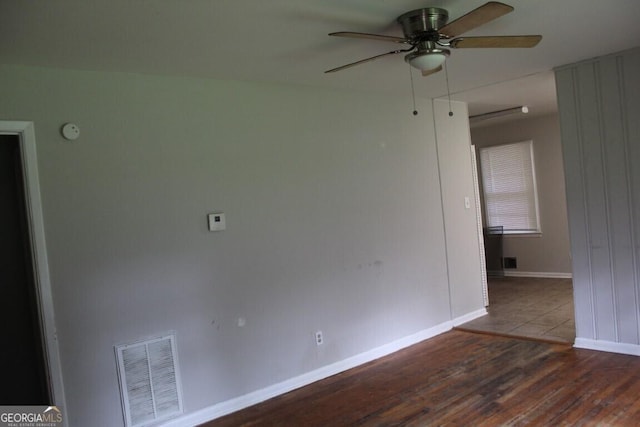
[199,331,640,426]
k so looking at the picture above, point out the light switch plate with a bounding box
[208,213,226,231]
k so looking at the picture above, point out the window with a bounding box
[479,140,540,234]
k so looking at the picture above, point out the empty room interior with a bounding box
[1,1,640,426]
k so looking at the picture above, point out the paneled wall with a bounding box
[555,47,640,351]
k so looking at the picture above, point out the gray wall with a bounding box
[555,47,640,345]
[0,65,484,426]
[434,100,486,318]
[471,114,572,276]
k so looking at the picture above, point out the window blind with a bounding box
[479,140,540,234]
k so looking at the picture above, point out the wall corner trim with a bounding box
[574,338,640,356]
[160,318,473,426]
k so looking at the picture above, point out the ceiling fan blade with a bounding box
[421,65,443,77]
[325,50,406,73]
[450,35,542,48]
[439,2,513,37]
[329,31,410,44]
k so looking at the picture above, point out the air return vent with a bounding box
[503,257,518,269]
[115,334,183,427]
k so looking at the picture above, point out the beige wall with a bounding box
[470,113,572,276]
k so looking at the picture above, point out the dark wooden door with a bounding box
[0,134,49,404]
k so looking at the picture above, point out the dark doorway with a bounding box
[0,134,50,404]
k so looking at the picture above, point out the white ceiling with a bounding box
[2,0,639,120]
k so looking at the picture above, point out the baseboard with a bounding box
[452,308,487,326]
[502,271,573,279]
[574,338,640,356]
[162,319,464,426]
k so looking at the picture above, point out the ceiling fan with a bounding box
[325,1,541,77]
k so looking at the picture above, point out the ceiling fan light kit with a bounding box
[405,48,449,71]
[325,1,541,76]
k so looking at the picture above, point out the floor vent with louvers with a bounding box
[115,334,183,427]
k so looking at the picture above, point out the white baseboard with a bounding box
[574,338,640,356]
[502,271,573,279]
[452,308,487,326]
[161,316,477,427]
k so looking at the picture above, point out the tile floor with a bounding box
[457,276,575,343]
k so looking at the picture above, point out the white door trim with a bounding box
[0,121,66,413]
[470,145,489,307]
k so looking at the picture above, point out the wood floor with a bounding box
[200,330,640,426]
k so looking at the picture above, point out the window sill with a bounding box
[503,232,542,238]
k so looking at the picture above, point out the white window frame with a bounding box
[479,140,541,235]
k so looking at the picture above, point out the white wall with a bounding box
[471,114,572,276]
[0,65,484,426]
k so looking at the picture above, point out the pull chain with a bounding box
[408,64,418,116]
[444,61,453,117]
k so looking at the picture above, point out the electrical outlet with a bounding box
[315,331,323,346]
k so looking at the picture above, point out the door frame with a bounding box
[0,121,66,410]
[470,144,489,306]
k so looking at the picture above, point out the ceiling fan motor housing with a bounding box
[397,8,449,41]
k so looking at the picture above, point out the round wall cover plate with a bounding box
[61,123,80,140]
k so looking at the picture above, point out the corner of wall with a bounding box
[432,99,486,319]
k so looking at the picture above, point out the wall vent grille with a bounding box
[503,257,518,269]
[115,334,183,427]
